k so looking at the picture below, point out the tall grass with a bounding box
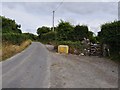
[1,40,31,61]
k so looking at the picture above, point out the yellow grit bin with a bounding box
[58,45,69,54]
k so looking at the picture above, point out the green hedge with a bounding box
[2,33,28,45]
[40,31,56,42]
[98,21,120,61]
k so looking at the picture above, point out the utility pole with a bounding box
[52,1,63,32]
[53,10,55,32]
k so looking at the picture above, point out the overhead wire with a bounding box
[54,0,64,12]
[52,0,64,42]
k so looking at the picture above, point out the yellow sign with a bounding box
[58,45,69,54]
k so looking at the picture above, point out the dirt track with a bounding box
[46,45,118,88]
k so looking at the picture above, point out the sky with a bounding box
[1,0,119,35]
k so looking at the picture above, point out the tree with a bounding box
[37,26,50,38]
[87,31,97,43]
[2,16,37,44]
[41,31,56,42]
[23,33,37,41]
[98,21,120,56]
[56,20,74,41]
[72,25,89,41]
[2,16,22,34]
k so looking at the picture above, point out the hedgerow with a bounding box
[2,33,28,45]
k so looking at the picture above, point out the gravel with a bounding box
[46,45,118,88]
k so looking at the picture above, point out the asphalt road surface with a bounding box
[1,42,118,88]
[2,42,50,88]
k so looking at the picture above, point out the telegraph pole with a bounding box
[53,10,55,32]
[52,1,63,32]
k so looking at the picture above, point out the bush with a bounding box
[23,33,37,41]
[2,16,22,34]
[2,33,28,45]
[40,31,56,42]
[98,21,120,61]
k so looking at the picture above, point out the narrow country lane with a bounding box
[1,43,118,88]
[2,42,50,88]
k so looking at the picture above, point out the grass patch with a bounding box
[1,40,32,61]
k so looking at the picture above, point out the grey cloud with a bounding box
[2,2,118,16]
[3,2,61,16]
[89,26,100,35]
[2,2,118,34]
[59,2,117,16]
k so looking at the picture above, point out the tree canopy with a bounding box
[1,16,22,34]
[72,25,89,41]
[2,16,37,44]
[37,26,50,38]
[98,21,120,55]
[36,20,96,43]
[56,20,74,41]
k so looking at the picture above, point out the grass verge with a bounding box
[1,40,32,61]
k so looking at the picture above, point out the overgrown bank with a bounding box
[1,16,36,61]
[2,40,31,61]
